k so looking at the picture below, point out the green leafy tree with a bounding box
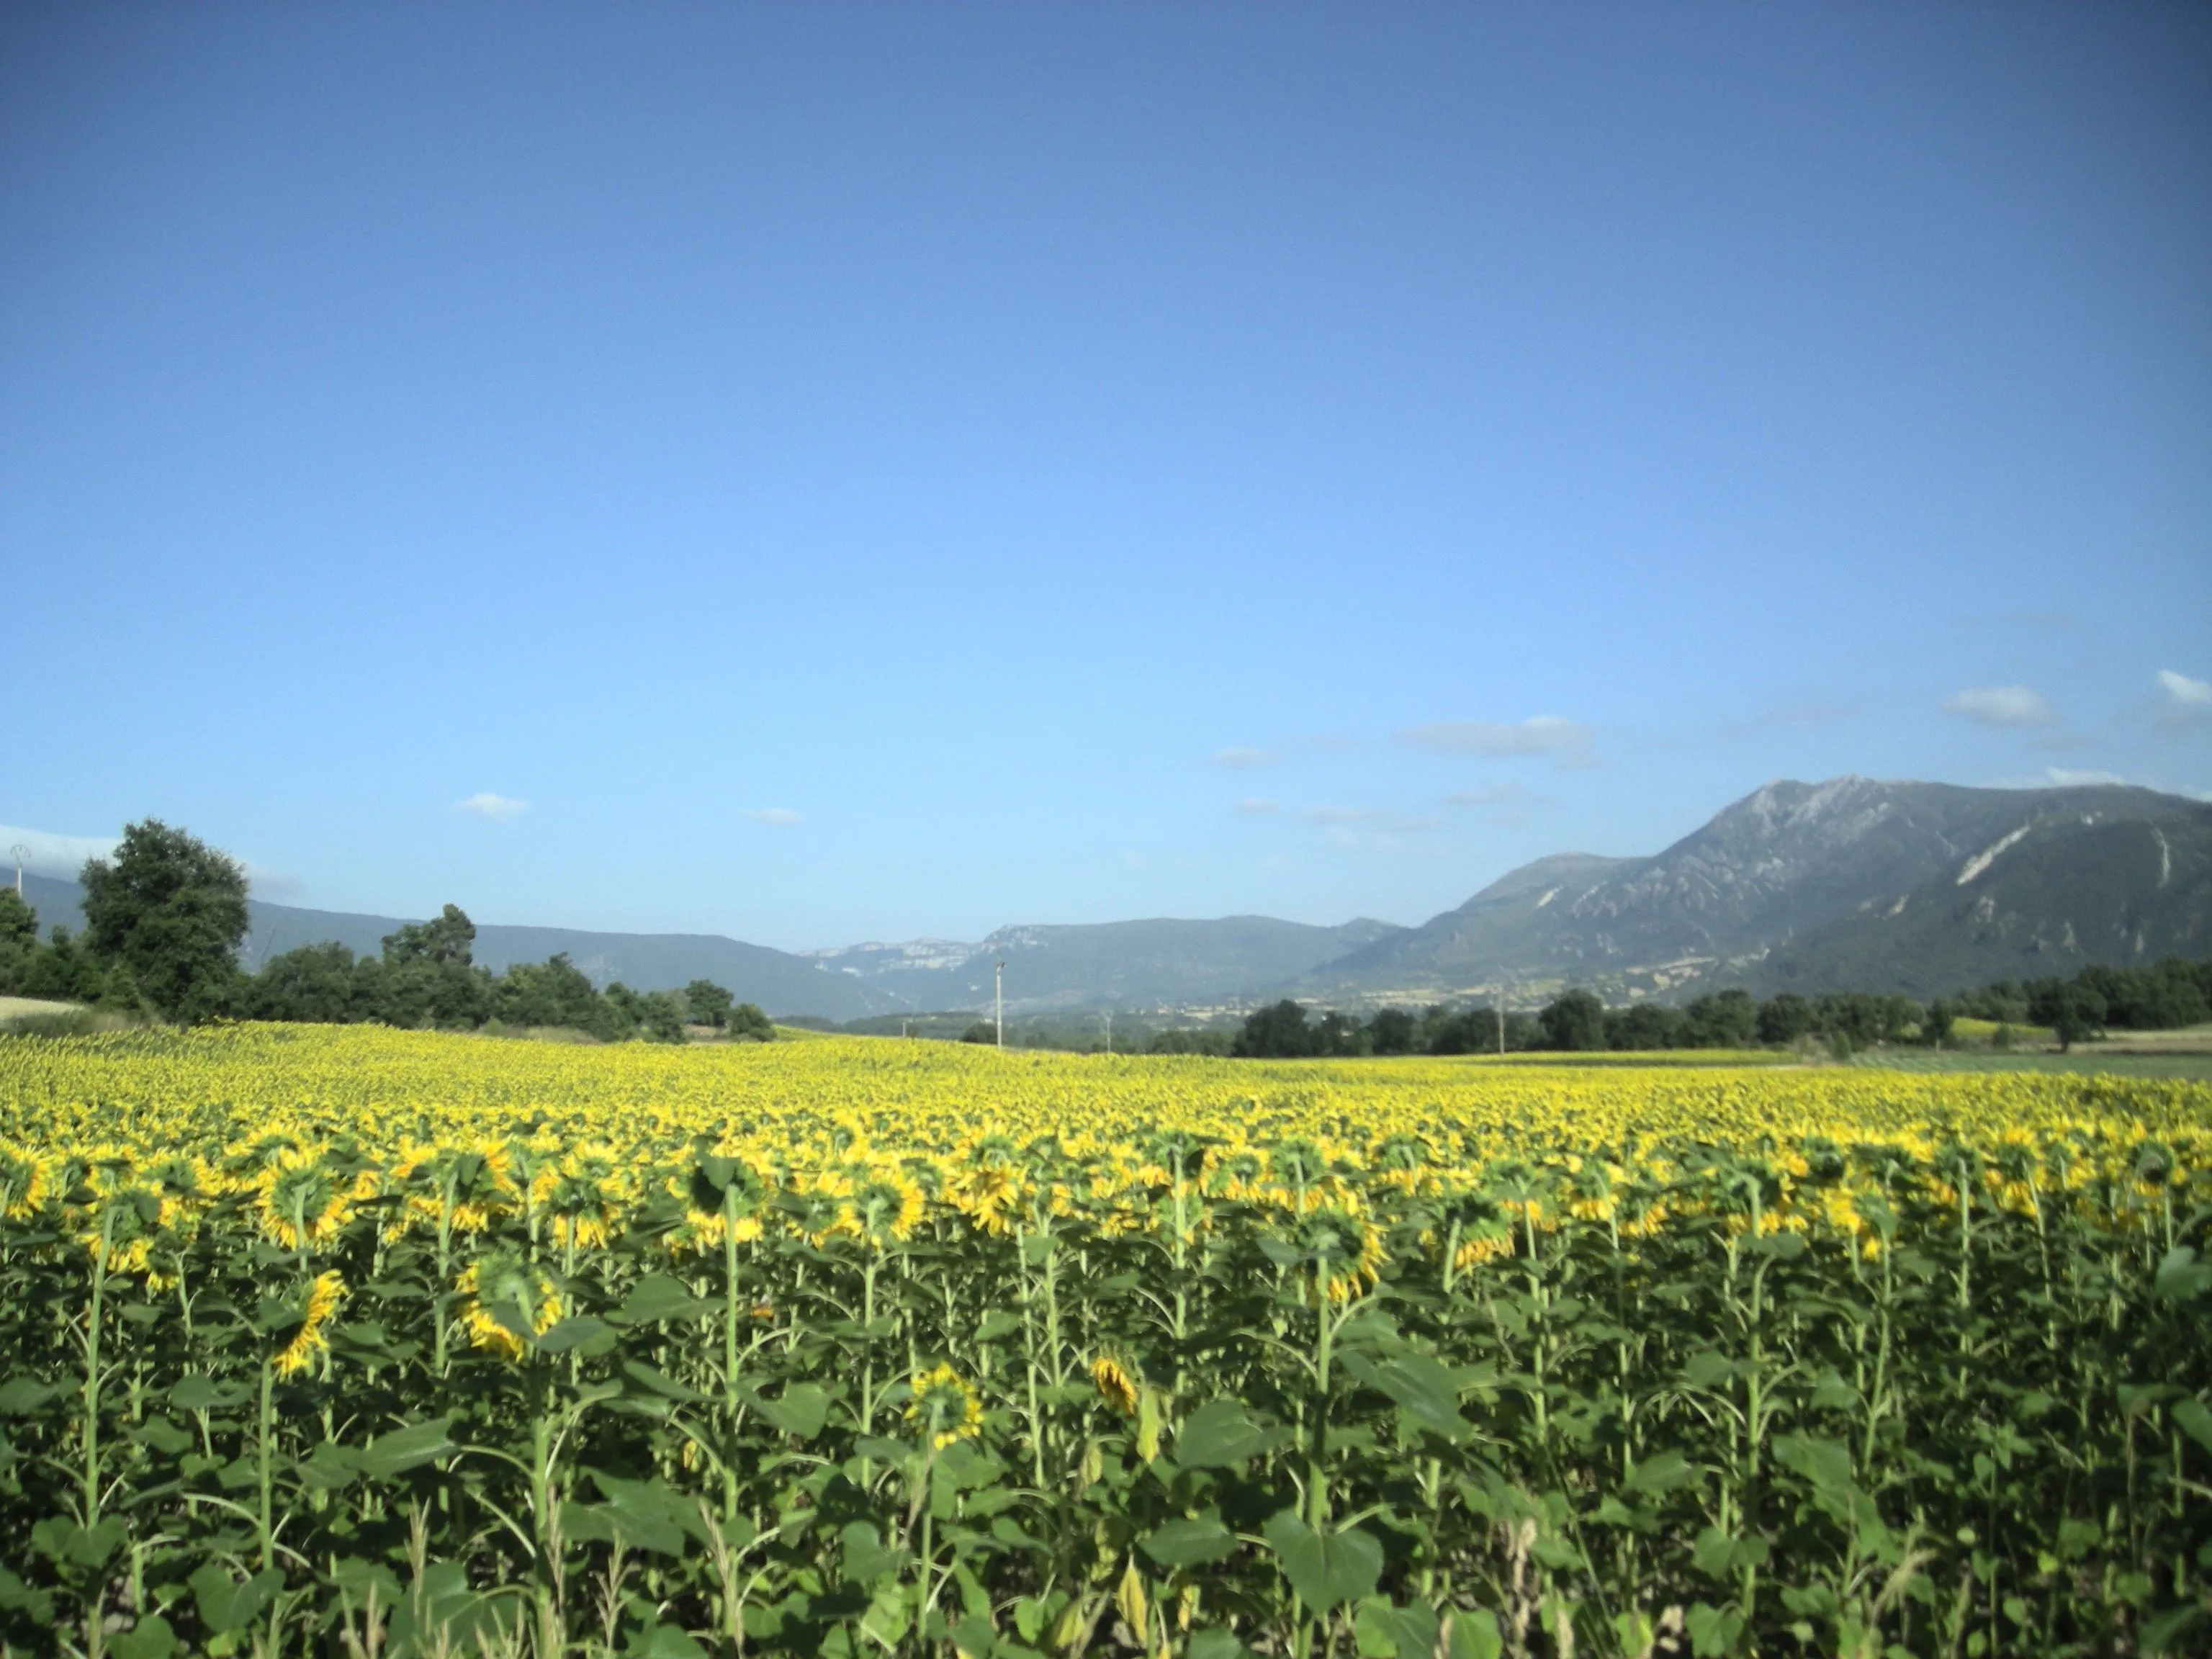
[641,989,690,1043]
[1233,999,1321,1058]
[685,979,735,1028]
[0,887,36,948]
[1538,989,1606,1051]
[2049,984,2106,1053]
[1683,988,1756,1048]
[1367,1007,1417,1054]
[1756,992,1817,1046]
[382,904,477,966]
[78,819,248,1019]
[247,943,368,1024]
[727,1002,775,1042]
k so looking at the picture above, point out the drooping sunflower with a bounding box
[1089,1354,1140,1416]
[0,1139,52,1220]
[273,1271,346,1377]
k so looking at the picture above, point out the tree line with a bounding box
[1216,953,2212,1059]
[0,820,771,1043]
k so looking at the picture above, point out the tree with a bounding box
[685,979,736,1029]
[1368,1007,1418,1055]
[0,888,36,948]
[960,1021,996,1044]
[382,904,477,967]
[1232,999,1321,1059]
[1682,989,1756,1048]
[78,819,248,1019]
[641,990,690,1043]
[727,1002,775,1042]
[2049,984,2106,1053]
[1757,992,1817,1046]
[1605,1002,1681,1051]
[1923,997,1956,1048]
[1538,989,1606,1052]
[248,943,369,1024]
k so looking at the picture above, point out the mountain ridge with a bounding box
[14,775,2206,1017]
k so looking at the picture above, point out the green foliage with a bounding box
[1,1101,2200,1656]
[78,819,248,1019]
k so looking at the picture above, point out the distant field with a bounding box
[1860,1047,2212,1082]
[0,995,79,1021]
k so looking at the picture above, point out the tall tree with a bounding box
[1538,989,1606,1052]
[382,904,477,967]
[78,819,248,1019]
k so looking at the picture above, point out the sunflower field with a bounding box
[0,1025,2206,1659]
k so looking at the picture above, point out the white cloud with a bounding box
[1300,805,1437,832]
[0,824,121,880]
[2158,669,2212,708]
[1753,700,1858,728]
[1942,685,2056,727]
[1206,746,1280,770]
[1233,797,1281,816]
[2041,768,2126,788]
[1442,781,1527,807]
[456,793,529,822]
[738,807,803,826]
[1396,716,1590,758]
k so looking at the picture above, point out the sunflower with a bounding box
[456,1253,564,1362]
[256,1148,359,1252]
[906,1362,983,1449]
[1090,1354,1140,1416]
[0,1140,51,1220]
[274,1271,346,1377]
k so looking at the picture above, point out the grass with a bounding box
[1856,1047,2212,1082]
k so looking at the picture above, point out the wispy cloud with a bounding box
[0,824,121,880]
[1300,805,1437,832]
[1233,797,1281,816]
[1943,685,2056,728]
[2158,668,2212,721]
[1441,781,1527,807]
[1395,716,1590,760]
[2041,768,2127,788]
[1752,700,1858,728]
[456,793,530,822]
[1206,746,1280,770]
[738,807,804,826]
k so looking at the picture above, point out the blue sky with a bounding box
[4,3,2208,950]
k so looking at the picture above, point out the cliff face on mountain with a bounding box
[1298,778,2212,1003]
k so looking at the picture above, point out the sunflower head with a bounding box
[906,1362,982,1449]
[1089,1354,1140,1416]
[456,1251,563,1362]
[273,1271,346,1377]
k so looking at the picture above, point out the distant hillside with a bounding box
[17,775,2200,1018]
[1747,806,2212,997]
[14,873,1398,1019]
[807,915,1404,1014]
[17,874,891,1022]
[1295,778,2212,1004]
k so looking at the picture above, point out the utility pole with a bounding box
[7,845,27,898]
[1496,976,1509,1056]
[994,960,1004,1050]
[1102,1010,1113,1056]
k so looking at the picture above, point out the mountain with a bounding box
[1298,778,2212,1004]
[806,916,1404,1013]
[17,873,892,1021]
[13,873,1398,1018]
[15,776,2202,1018]
[1748,806,2212,997]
